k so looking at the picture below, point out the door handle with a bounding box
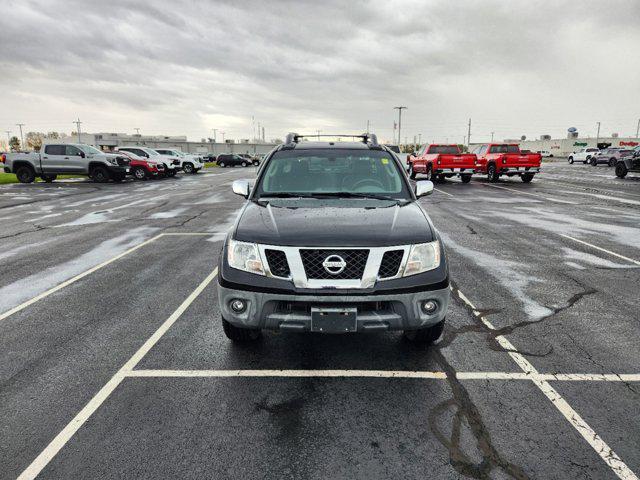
[64,157,69,159]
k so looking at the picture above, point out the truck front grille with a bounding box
[299,249,369,280]
[265,249,290,278]
[378,250,404,278]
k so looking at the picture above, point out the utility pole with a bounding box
[636,118,639,138]
[366,120,370,134]
[16,123,25,150]
[257,122,261,142]
[491,131,495,142]
[393,106,407,146]
[596,121,601,145]
[467,118,471,147]
[73,118,82,143]
[262,126,265,142]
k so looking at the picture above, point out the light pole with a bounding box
[211,128,217,143]
[491,131,495,142]
[467,118,471,147]
[418,133,422,148]
[595,121,601,145]
[73,118,82,143]
[16,123,25,150]
[393,106,407,146]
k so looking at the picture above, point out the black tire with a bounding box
[91,166,110,183]
[568,156,574,164]
[403,319,445,345]
[460,174,472,183]
[437,174,446,182]
[409,164,417,179]
[218,161,226,168]
[590,157,597,166]
[167,169,177,177]
[15,166,36,184]
[222,318,262,342]
[608,157,616,167]
[615,162,628,178]
[241,161,248,167]
[487,163,499,182]
[183,162,194,174]
[132,166,147,180]
[40,174,57,183]
[521,173,534,183]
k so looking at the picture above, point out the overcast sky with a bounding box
[1,0,639,144]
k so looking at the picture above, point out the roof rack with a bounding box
[284,132,379,148]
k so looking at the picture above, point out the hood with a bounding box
[234,200,434,247]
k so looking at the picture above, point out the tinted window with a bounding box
[489,145,520,154]
[44,145,65,155]
[256,149,409,198]
[428,145,460,154]
[65,145,81,156]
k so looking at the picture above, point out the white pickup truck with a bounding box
[155,149,204,174]
[2,143,130,183]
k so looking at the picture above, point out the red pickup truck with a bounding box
[407,144,476,183]
[472,143,541,183]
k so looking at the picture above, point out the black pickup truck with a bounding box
[217,133,450,346]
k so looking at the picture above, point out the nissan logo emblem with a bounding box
[322,255,347,275]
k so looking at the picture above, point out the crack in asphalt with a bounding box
[0,224,50,240]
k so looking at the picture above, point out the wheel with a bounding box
[549,154,554,158]
[218,161,226,168]
[403,319,445,345]
[241,161,248,167]
[40,174,57,183]
[15,166,36,184]
[222,318,261,342]
[167,169,177,177]
[615,162,628,178]
[132,166,147,180]
[590,157,597,166]
[568,156,574,164]
[409,164,417,179]
[487,163,499,182]
[253,161,260,166]
[608,158,616,167]
[182,162,194,174]
[437,174,446,182]
[521,173,534,183]
[91,166,110,183]
[460,174,472,183]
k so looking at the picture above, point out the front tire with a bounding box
[222,318,262,342]
[487,163,499,182]
[91,166,110,183]
[403,320,445,345]
[182,162,194,174]
[608,157,616,167]
[16,166,36,184]
[132,166,147,180]
[568,156,574,164]
[241,161,248,167]
[590,157,598,166]
[460,174,472,183]
[615,162,628,178]
[218,161,226,168]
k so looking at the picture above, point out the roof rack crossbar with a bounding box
[284,133,379,147]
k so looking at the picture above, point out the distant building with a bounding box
[470,136,639,156]
[47,132,279,155]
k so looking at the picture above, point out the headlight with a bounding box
[227,239,265,275]
[403,241,441,277]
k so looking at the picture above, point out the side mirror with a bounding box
[415,180,434,198]
[232,179,251,198]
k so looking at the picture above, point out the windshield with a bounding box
[145,149,161,157]
[80,145,103,155]
[489,145,520,154]
[254,149,411,200]
[428,145,459,154]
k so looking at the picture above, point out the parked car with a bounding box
[154,149,204,174]
[589,147,633,167]
[202,153,217,162]
[216,153,252,167]
[567,147,600,164]
[615,149,640,178]
[116,150,165,180]
[116,147,178,176]
[3,143,129,183]
[472,143,541,182]
[537,150,554,158]
[217,132,449,345]
[407,144,476,183]
[238,153,261,166]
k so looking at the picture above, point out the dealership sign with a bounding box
[573,142,588,147]
[620,141,639,147]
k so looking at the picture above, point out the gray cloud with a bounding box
[1,0,639,143]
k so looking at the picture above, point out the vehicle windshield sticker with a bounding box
[381,158,389,165]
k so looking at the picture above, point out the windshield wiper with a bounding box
[309,192,406,202]
[257,193,315,198]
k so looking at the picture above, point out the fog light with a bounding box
[421,300,438,314]
[229,299,247,313]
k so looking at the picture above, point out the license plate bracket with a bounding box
[311,307,357,333]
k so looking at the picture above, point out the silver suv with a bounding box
[590,148,633,167]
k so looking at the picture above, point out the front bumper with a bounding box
[217,282,450,332]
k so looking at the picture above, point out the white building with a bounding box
[470,135,639,157]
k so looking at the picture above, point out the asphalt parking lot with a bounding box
[1,162,639,479]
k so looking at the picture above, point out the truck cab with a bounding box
[407,144,476,183]
[472,143,541,183]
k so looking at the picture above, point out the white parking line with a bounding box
[126,369,640,382]
[453,288,638,480]
[559,234,640,266]
[434,188,454,197]
[483,183,577,204]
[17,267,219,480]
